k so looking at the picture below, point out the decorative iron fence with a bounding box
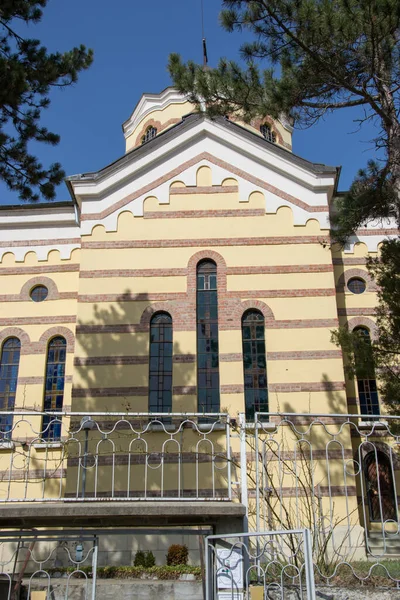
[252,412,400,584]
[0,532,98,600]
[0,412,231,502]
[205,529,316,600]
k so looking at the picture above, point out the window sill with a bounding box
[33,442,63,449]
[0,440,14,450]
[358,419,387,430]
[147,424,177,433]
[195,423,226,432]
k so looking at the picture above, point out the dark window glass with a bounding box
[348,278,366,294]
[0,338,21,437]
[30,285,48,302]
[260,124,276,143]
[197,260,220,413]
[42,337,66,440]
[149,313,173,412]
[141,126,157,144]
[354,327,379,416]
[242,310,268,419]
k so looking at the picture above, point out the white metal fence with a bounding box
[252,412,400,585]
[0,411,231,502]
[205,529,316,600]
[0,532,98,600]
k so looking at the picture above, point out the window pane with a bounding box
[241,311,268,419]
[0,338,21,437]
[42,337,66,441]
[197,260,220,413]
[149,313,173,412]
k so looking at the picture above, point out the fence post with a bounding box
[303,528,316,600]
[238,413,249,532]
[91,535,98,600]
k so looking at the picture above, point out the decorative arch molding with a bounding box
[251,117,285,147]
[0,327,31,353]
[337,268,376,292]
[134,117,181,148]
[187,250,227,293]
[238,300,275,323]
[358,442,400,470]
[20,276,60,301]
[38,327,75,353]
[140,303,176,329]
[347,317,378,340]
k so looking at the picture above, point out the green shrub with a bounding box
[144,551,156,568]
[133,550,146,567]
[166,544,188,566]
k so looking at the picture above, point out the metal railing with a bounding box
[0,411,231,502]
[205,529,316,600]
[252,412,400,585]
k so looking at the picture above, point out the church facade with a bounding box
[0,88,398,568]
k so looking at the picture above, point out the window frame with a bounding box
[148,312,173,414]
[42,336,67,440]
[0,337,21,438]
[241,310,268,420]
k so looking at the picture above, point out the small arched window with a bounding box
[353,327,379,416]
[141,126,157,144]
[242,310,268,419]
[149,312,173,413]
[260,124,276,143]
[42,336,67,440]
[0,338,21,437]
[197,260,220,413]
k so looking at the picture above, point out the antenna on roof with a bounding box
[200,0,208,67]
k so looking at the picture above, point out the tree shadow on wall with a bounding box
[62,289,229,501]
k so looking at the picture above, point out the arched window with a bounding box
[197,260,220,413]
[149,312,173,413]
[42,336,66,440]
[242,310,268,419]
[141,126,157,144]
[364,450,397,522]
[260,124,276,143]
[0,338,21,437]
[353,327,379,416]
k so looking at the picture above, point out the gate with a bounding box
[0,532,98,600]
[205,529,316,600]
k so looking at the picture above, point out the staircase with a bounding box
[366,531,400,557]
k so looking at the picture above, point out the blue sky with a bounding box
[0,0,382,205]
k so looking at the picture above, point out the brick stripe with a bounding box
[356,228,399,236]
[0,264,80,276]
[76,318,338,335]
[0,315,76,326]
[267,350,342,360]
[77,288,335,304]
[220,382,345,394]
[81,235,329,250]
[170,185,238,195]
[18,375,73,385]
[74,354,197,366]
[81,152,329,222]
[337,308,376,316]
[79,268,187,278]
[144,209,265,219]
[72,387,148,398]
[0,238,81,248]
[0,292,78,302]
[332,257,367,265]
[77,264,334,279]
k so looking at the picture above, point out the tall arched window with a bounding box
[197,260,220,413]
[242,310,268,419]
[364,450,397,522]
[42,336,66,440]
[353,327,379,416]
[0,338,21,437]
[149,312,173,413]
